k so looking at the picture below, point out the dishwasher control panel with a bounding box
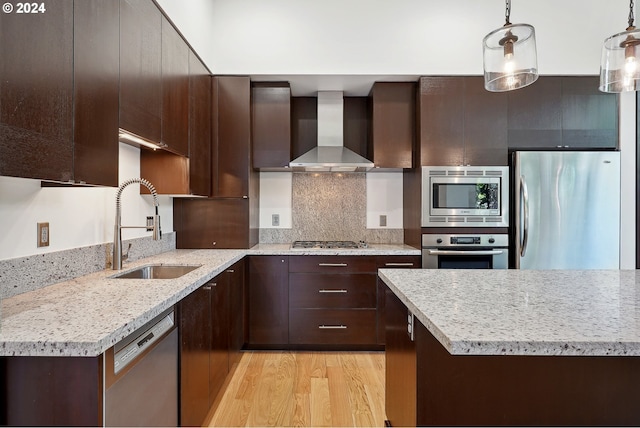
[114,310,175,374]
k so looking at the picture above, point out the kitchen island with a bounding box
[379,269,640,426]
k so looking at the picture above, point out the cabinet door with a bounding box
[385,286,417,427]
[73,0,119,186]
[463,77,507,166]
[252,83,291,169]
[173,198,252,249]
[507,77,563,149]
[0,0,74,181]
[561,76,618,149]
[419,77,464,166]
[188,52,212,196]
[209,276,230,406]
[248,256,289,346]
[161,17,189,156]
[227,259,246,368]
[119,0,162,143]
[369,82,415,168]
[213,76,251,197]
[376,255,421,345]
[180,284,211,427]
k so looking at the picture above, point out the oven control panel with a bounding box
[423,234,508,248]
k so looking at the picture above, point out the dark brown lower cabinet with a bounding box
[248,256,289,347]
[1,356,102,426]
[180,260,245,427]
[385,285,640,426]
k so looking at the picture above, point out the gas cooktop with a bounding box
[290,240,367,249]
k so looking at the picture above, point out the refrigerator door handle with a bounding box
[520,175,529,257]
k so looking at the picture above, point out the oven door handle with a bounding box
[427,249,505,256]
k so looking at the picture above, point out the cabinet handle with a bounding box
[318,289,348,293]
[203,286,212,290]
[226,269,235,273]
[384,262,415,267]
[318,325,347,329]
[318,263,347,267]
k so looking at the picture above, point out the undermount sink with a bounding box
[112,264,202,279]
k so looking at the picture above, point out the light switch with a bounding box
[379,215,387,227]
[272,214,280,227]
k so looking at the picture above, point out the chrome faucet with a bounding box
[113,178,161,270]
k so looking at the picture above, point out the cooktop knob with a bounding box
[436,238,443,244]
[488,238,495,244]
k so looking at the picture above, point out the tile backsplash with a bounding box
[260,172,403,243]
[0,232,176,299]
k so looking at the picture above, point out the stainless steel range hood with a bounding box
[289,91,374,172]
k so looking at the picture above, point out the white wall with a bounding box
[0,144,173,260]
[158,0,626,76]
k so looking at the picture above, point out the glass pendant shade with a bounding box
[483,23,539,92]
[599,27,640,92]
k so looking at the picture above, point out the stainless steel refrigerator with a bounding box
[513,151,620,269]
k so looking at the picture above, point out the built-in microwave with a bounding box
[421,166,509,227]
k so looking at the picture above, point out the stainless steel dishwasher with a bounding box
[104,307,178,427]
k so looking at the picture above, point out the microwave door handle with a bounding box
[520,175,529,257]
[428,250,505,256]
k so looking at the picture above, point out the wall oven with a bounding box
[422,166,509,227]
[422,234,508,269]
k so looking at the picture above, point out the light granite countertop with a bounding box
[0,244,419,357]
[379,269,640,357]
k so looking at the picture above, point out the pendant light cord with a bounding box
[629,0,635,29]
[505,0,511,25]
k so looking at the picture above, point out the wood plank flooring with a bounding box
[206,351,386,427]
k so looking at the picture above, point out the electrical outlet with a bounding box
[37,222,49,247]
[379,215,387,227]
[272,214,280,227]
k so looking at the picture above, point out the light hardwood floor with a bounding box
[206,351,386,427]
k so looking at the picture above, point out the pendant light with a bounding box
[599,0,640,92]
[483,0,538,92]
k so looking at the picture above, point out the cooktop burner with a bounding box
[291,240,367,249]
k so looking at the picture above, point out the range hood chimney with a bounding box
[289,91,374,172]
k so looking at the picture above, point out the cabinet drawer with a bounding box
[376,256,421,269]
[289,273,376,309]
[289,309,377,345]
[289,256,377,273]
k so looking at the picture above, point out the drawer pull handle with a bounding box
[226,269,235,273]
[318,325,347,329]
[385,262,415,267]
[318,263,348,267]
[318,289,348,293]
[203,286,212,290]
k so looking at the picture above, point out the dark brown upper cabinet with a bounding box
[119,0,162,145]
[73,0,120,186]
[507,76,618,150]
[160,16,189,156]
[419,76,508,167]
[369,82,416,169]
[140,50,211,196]
[0,0,119,185]
[251,82,291,170]
[173,198,257,249]
[291,97,317,159]
[212,76,255,198]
